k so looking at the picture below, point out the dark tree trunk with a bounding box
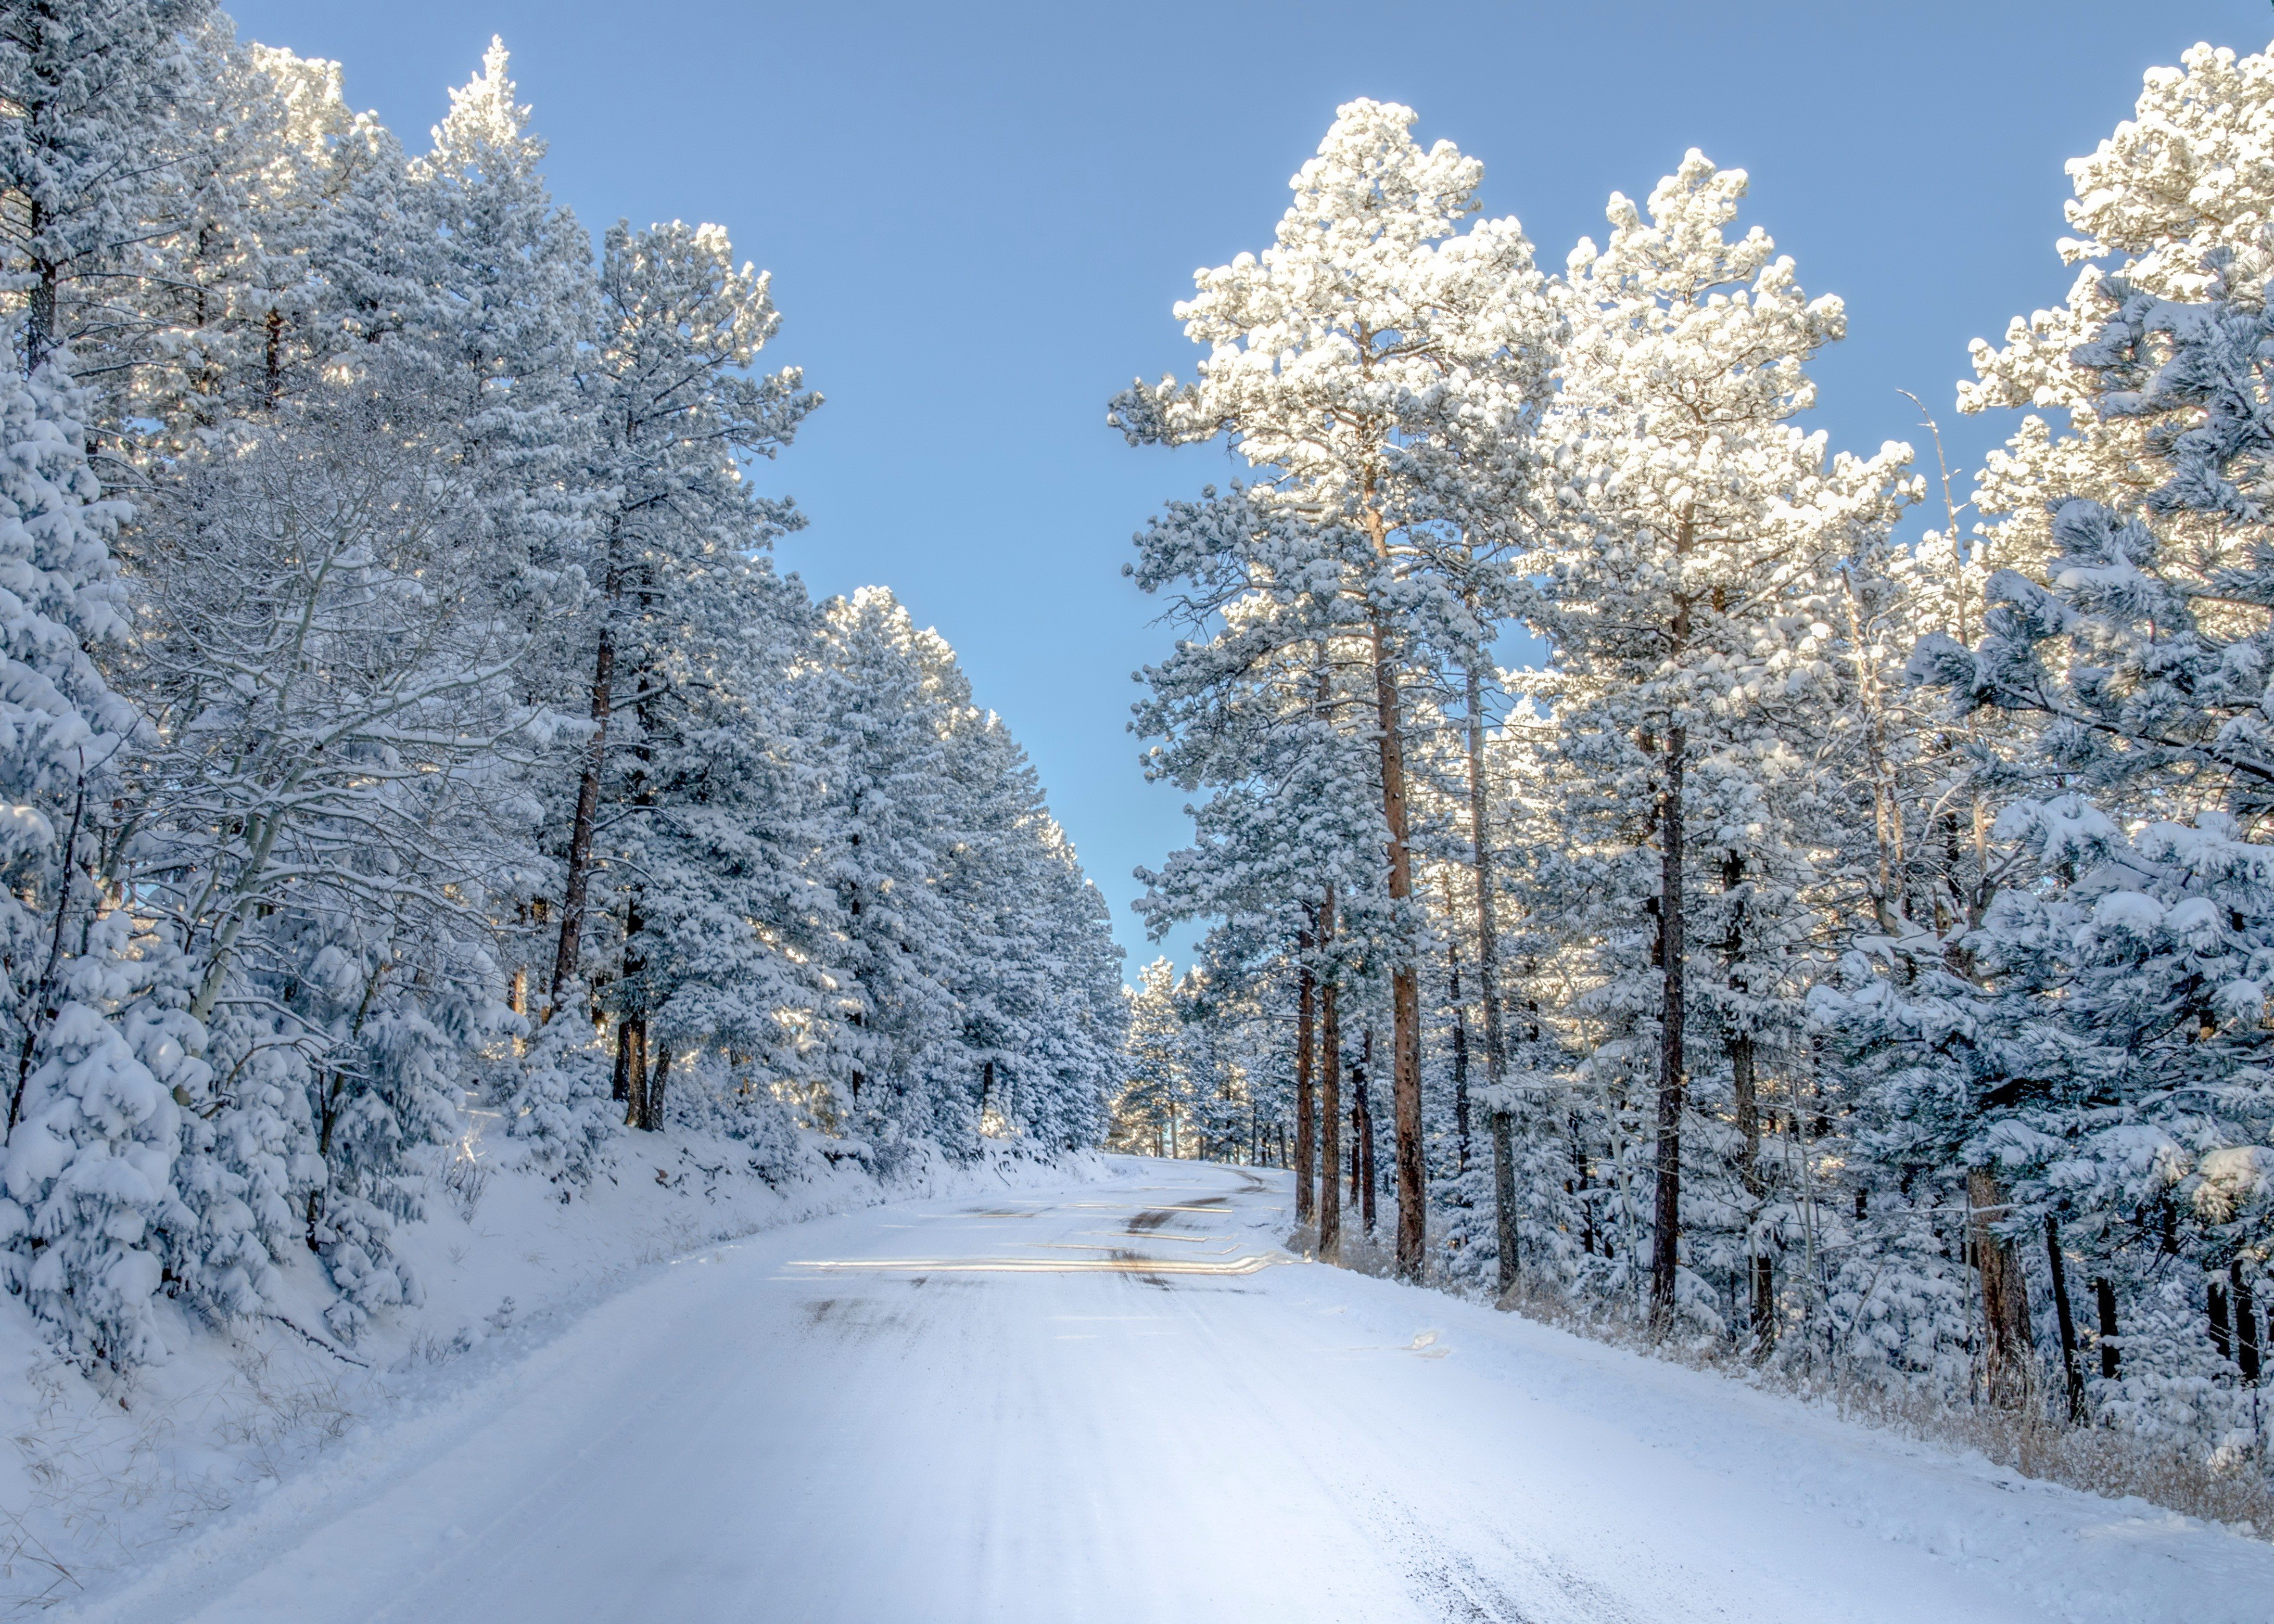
[1366,616,1425,1280]
[1346,1032,1364,1210]
[550,621,615,1011]
[640,1040,670,1132]
[26,199,54,377]
[1449,936,1470,1175]
[2094,1276,2120,1380]
[1355,1029,1377,1236]
[621,1018,649,1129]
[2232,1260,2260,1385]
[1316,888,1342,1257]
[1734,1034,1774,1349]
[1970,1168,2034,1404]
[2211,1278,2233,1363]
[2045,1213,2085,1420]
[612,1018,634,1103]
[1650,725,1688,1326]
[1464,665,1517,1295]
[1295,923,1316,1226]
[1723,849,1772,1349]
[263,305,284,407]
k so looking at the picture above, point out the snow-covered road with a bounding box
[62,1157,2274,1623]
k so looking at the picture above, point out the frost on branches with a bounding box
[1116,40,2274,1487]
[0,21,1122,1375]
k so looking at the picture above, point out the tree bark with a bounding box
[612,1018,634,1103]
[1355,1029,1377,1236]
[1449,937,1469,1175]
[1464,664,1517,1295]
[2211,1277,2234,1364]
[550,621,614,1011]
[1367,616,1426,1280]
[1734,1033,1774,1349]
[1722,849,1772,1349]
[2094,1276,2120,1379]
[2233,1259,2260,1385]
[621,1018,648,1129]
[640,1038,670,1132]
[1295,922,1316,1226]
[1969,1168,2034,1404]
[1649,725,1688,1326]
[1317,888,1342,1258]
[2046,1213,2085,1420]
[263,305,284,408]
[25,199,55,377]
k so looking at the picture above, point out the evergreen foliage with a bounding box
[0,17,1120,1374]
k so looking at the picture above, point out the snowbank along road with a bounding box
[60,1157,2274,1623]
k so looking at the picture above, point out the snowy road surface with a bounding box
[63,1157,2274,1623]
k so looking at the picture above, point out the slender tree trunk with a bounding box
[612,1018,634,1103]
[550,622,615,1011]
[2233,1259,2260,1386]
[623,1018,649,1128]
[1349,1044,1364,1208]
[1649,724,1688,1326]
[1722,849,1772,1349]
[2046,1213,2085,1420]
[1733,1033,1774,1348]
[263,305,284,408]
[1355,1030,1377,1236]
[2094,1276,2120,1379]
[1970,1168,2034,1404]
[25,200,54,377]
[1464,665,1517,1295]
[1295,922,1316,1226]
[2211,1276,2234,1364]
[639,1038,671,1132]
[1449,932,1470,1175]
[1365,616,1426,1278]
[1317,889,1342,1258]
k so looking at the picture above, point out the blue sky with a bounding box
[231,0,2271,980]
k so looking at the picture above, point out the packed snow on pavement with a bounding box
[28,1155,2273,1624]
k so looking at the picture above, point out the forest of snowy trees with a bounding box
[1108,43,2274,1464]
[0,3,1124,1372]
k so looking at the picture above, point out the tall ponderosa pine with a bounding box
[1115,99,1553,1277]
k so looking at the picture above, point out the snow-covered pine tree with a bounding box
[0,0,214,379]
[1126,492,1406,1253]
[552,220,818,1148]
[1110,958,1186,1158]
[0,336,187,1370]
[1904,265,2274,1412]
[548,217,815,1034]
[1960,38,2274,586]
[1113,99,1554,1278]
[808,588,968,1158]
[1521,149,1914,1326]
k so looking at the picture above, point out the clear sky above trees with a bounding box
[227,0,2274,976]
